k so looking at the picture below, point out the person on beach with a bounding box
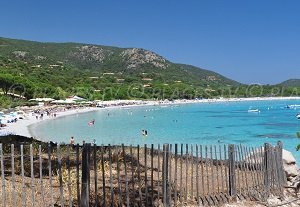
[70,136,75,145]
[88,119,95,126]
[92,139,96,145]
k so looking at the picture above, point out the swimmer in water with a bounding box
[142,129,148,136]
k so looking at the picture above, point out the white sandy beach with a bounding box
[1,96,300,138]
[3,107,101,138]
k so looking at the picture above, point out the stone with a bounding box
[282,149,299,178]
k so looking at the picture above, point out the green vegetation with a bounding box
[0,36,299,109]
[279,79,300,87]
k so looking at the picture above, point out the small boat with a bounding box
[287,104,300,109]
[297,114,300,119]
[248,109,260,113]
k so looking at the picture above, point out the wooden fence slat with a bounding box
[0,144,5,207]
[81,144,89,207]
[224,145,229,194]
[57,145,64,207]
[144,144,148,207]
[39,145,45,207]
[137,145,142,206]
[277,141,286,187]
[180,144,183,203]
[210,145,214,194]
[276,142,284,193]
[48,144,54,207]
[168,144,172,204]
[93,144,98,207]
[237,145,244,195]
[129,145,135,204]
[157,144,160,204]
[108,145,114,207]
[11,144,16,207]
[162,144,169,206]
[190,144,194,199]
[259,147,265,190]
[76,144,80,206]
[30,144,35,207]
[122,144,130,207]
[271,147,279,191]
[205,145,209,195]
[67,145,73,207]
[228,144,236,199]
[276,146,282,191]
[115,146,122,207]
[196,144,199,203]
[214,145,220,194]
[87,144,91,197]
[21,145,26,207]
[185,144,188,201]
[235,145,241,196]
[151,144,154,204]
[174,144,178,205]
[101,145,106,207]
[200,145,205,196]
[219,145,224,193]
[264,143,271,199]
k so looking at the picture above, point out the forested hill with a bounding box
[1,37,298,104]
[279,79,300,87]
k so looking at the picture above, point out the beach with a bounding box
[1,96,300,139]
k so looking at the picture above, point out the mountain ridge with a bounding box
[279,79,300,87]
[0,36,239,87]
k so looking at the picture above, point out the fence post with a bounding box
[163,144,170,207]
[81,144,90,207]
[228,144,236,199]
[277,141,286,188]
[264,143,271,198]
[0,144,5,207]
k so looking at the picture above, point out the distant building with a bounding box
[206,76,217,81]
[103,73,115,75]
[142,78,153,81]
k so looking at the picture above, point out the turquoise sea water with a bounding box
[30,100,300,162]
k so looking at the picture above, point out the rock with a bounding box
[282,149,299,178]
[283,149,296,164]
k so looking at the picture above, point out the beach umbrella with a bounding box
[29,98,55,102]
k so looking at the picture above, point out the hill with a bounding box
[0,37,242,101]
[279,79,300,87]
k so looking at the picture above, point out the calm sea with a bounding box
[30,100,300,162]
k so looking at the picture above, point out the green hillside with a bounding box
[279,79,300,87]
[0,37,241,102]
[0,36,298,108]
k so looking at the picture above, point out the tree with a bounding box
[0,74,15,94]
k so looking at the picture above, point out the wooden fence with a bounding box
[0,142,286,206]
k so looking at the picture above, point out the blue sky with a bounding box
[0,0,299,84]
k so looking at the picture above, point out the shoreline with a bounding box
[1,96,300,139]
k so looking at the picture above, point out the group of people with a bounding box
[34,109,57,120]
[70,136,97,145]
